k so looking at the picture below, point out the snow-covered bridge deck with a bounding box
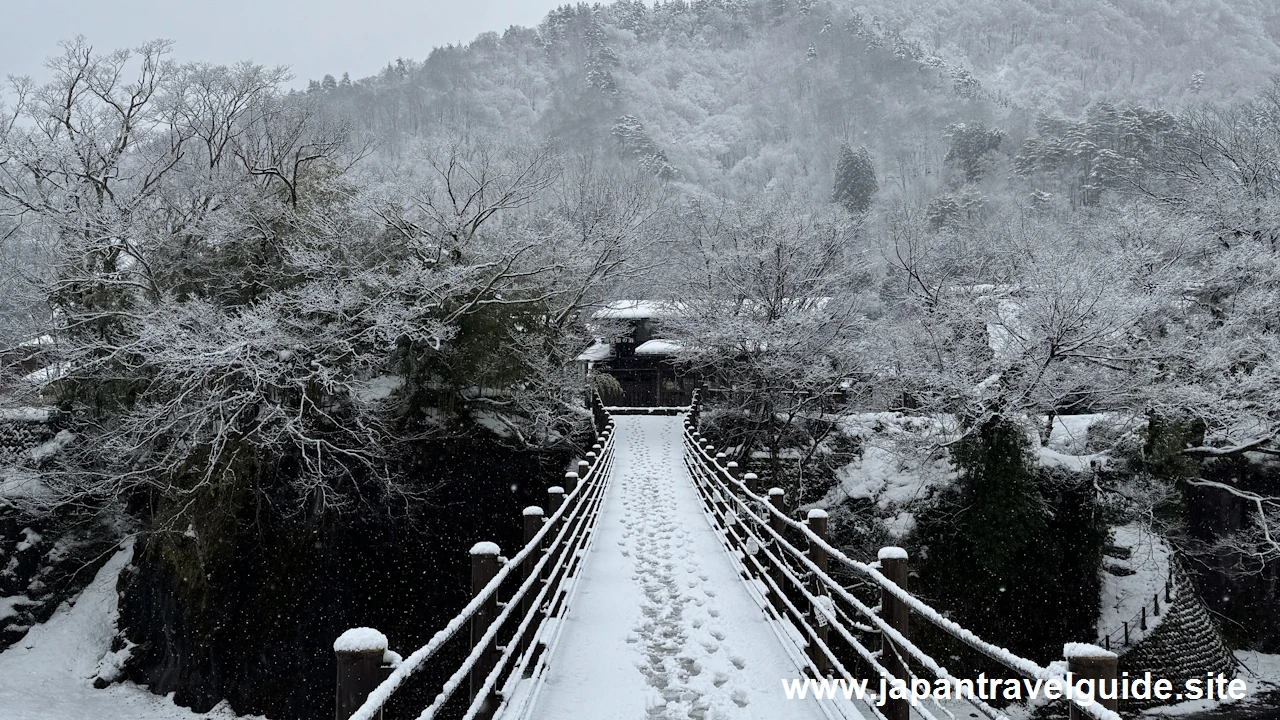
[526,415,831,719]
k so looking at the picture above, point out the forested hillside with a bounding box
[306,0,1280,203]
[310,0,1006,202]
[839,0,1280,113]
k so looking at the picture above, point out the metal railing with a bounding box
[333,395,617,720]
[1100,563,1176,652]
[681,389,1123,720]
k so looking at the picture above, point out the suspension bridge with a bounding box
[332,392,1124,720]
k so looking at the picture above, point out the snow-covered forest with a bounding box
[2,1,1280,719]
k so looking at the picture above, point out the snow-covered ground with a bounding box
[1144,651,1280,718]
[1097,523,1172,646]
[816,413,958,540]
[528,415,828,720]
[0,541,255,720]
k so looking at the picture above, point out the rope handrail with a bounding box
[1098,561,1177,652]
[419,447,613,720]
[340,395,618,720]
[681,395,1123,720]
[682,445,1009,720]
[684,427,1051,675]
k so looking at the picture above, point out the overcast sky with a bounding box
[1,0,565,87]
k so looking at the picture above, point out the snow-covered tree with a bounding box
[831,144,877,215]
[665,194,871,480]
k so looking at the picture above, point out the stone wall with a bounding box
[0,408,59,464]
[1119,563,1238,711]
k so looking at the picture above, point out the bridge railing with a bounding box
[334,396,617,720]
[681,389,1122,720]
[1099,562,1176,652]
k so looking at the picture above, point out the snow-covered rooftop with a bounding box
[16,335,54,348]
[0,407,53,423]
[591,300,684,320]
[576,341,613,362]
[633,339,681,356]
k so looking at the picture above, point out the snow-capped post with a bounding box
[726,461,741,481]
[807,509,831,676]
[469,542,502,717]
[564,471,579,497]
[334,627,388,720]
[547,486,565,522]
[767,488,786,615]
[713,458,730,522]
[584,451,597,469]
[766,488,786,536]
[520,507,544,656]
[590,391,607,432]
[578,459,591,478]
[1064,644,1119,719]
[878,547,911,720]
[745,471,758,494]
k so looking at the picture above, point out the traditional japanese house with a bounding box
[576,301,696,407]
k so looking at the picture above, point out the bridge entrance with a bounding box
[528,415,826,719]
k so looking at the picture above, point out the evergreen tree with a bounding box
[912,417,1105,662]
[943,122,1005,185]
[830,144,877,215]
[321,73,338,92]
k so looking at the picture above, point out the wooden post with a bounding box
[519,506,544,661]
[542,488,564,589]
[713,453,730,520]
[726,461,741,482]
[744,472,758,494]
[469,543,501,719]
[335,628,388,720]
[879,547,910,720]
[1065,644,1119,720]
[577,459,591,478]
[1154,592,1160,616]
[766,488,786,538]
[807,509,831,677]
[546,486,564,520]
[1141,605,1147,631]
[767,488,787,615]
[563,471,579,498]
[1123,621,1129,645]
